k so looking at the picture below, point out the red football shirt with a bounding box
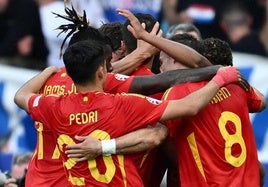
[26,67,135,187]
[28,91,168,187]
[131,65,153,76]
[130,64,163,186]
[163,81,262,187]
[130,65,163,100]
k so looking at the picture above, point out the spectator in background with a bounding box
[219,0,267,57]
[239,0,266,31]
[161,0,226,40]
[37,0,69,67]
[165,22,202,40]
[0,152,32,187]
[0,0,48,70]
[260,0,268,56]
[99,0,162,24]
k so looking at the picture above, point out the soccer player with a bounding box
[62,12,258,187]
[98,22,124,63]
[23,7,222,187]
[14,37,243,186]
[160,36,267,186]
[73,35,265,187]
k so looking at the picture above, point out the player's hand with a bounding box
[117,8,147,39]
[65,135,102,162]
[212,66,250,91]
[238,74,250,91]
[137,22,161,57]
[212,66,239,86]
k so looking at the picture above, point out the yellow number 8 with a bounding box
[218,111,246,167]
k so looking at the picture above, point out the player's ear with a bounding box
[96,65,104,81]
[121,41,126,54]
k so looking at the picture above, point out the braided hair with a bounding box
[52,5,110,58]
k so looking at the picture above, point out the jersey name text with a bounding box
[69,111,98,125]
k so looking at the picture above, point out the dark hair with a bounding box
[169,33,203,54]
[220,1,250,29]
[166,23,202,39]
[122,13,158,53]
[12,153,32,166]
[99,22,123,51]
[53,5,111,57]
[201,38,233,66]
[63,40,110,85]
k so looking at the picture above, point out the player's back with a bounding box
[165,81,261,187]
[28,89,167,186]
[26,67,73,187]
[26,68,137,186]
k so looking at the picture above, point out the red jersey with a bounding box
[26,67,135,187]
[131,65,153,76]
[130,65,163,100]
[130,64,163,186]
[163,81,262,187]
[28,91,168,187]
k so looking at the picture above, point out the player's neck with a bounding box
[75,83,104,93]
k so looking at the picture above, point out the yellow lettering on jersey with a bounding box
[67,83,76,94]
[43,85,66,95]
[211,87,231,104]
[69,111,98,125]
[43,83,76,96]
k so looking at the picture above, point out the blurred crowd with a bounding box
[0,0,267,71]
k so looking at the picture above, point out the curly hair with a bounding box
[201,38,233,66]
[99,22,123,51]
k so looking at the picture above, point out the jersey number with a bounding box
[187,111,247,178]
[57,130,126,186]
[218,111,246,167]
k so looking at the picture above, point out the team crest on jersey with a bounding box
[115,74,130,81]
[146,97,162,105]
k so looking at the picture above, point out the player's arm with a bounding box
[117,9,212,68]
[160,66,245,121]
[129,65,221,95]
[111,24,160,74]
[65,123,168,162]
[14,66,58,112]
[111,47,151,74]
[115,123,168,154]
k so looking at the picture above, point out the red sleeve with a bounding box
[117,93,169,130]
[247,87,262,113]
[104,73,134,94]
[162,85,188,137]
[28,94,57,126]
